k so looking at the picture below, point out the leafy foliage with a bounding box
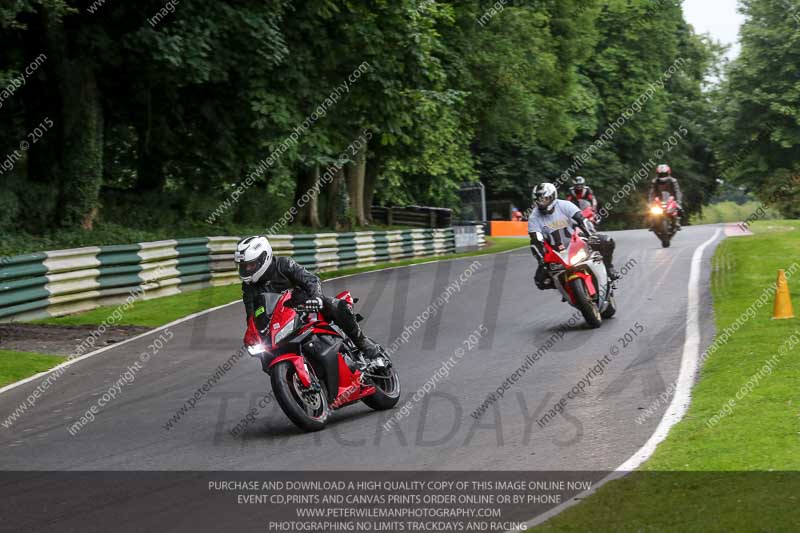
[0,0,764,246]
[714,0,800,217]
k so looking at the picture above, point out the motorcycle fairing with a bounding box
[302,334,344,402]
[268,353,312,387]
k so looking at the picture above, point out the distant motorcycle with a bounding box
[577,199,600,230]
[243,289,400,432]
[649,192,680,248]
[531,229,617,328]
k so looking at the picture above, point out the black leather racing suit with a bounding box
[241,256,374,354]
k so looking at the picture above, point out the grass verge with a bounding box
[533,220,800,531]
[690,200,780,225]
[35,237,528,328]
[0,350,63,388]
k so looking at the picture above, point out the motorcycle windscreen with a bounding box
[253,292,282,333]
[545,228,575,251]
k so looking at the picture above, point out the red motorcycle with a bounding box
[578,199,599,230]
[532,229,616,328]
[648,192,680,248]
[243,289,400,432]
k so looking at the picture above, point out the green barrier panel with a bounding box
[0,253,48,282]
[97,244,144,290]
[176,238,211,287]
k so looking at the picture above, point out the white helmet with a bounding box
[234,236,273,284]
[533,182,558,214]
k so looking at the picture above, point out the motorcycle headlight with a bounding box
[570,249,588,265]
[650,206,664,215]
[247,343,267,356]
[274,321,295,344]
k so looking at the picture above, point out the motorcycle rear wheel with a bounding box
[570,278,602,329]
[271,361,329,432]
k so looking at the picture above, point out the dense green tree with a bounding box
[0,0,758,252]
[715,0,800,216]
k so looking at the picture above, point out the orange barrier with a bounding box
[490,221,529,237]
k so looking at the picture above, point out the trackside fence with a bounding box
[0,228,469,321]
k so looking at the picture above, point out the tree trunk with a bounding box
[59,63,104,229]
[21,26,61,232]
[307,165,322,228]
[135,86,167,191]
[325,166,344,229]
[363,152,384,224]
[345,141,368,226]
[294,165,321,228]
[43,8,104,230]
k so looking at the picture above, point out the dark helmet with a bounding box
[532,183,558,215]
[573,176,587,193]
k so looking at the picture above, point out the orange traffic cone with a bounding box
[773,269,795,320]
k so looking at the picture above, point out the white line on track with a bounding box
[521,227,723,530]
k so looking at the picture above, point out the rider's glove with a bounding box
[301,297,323,312]
[580,219,596,237]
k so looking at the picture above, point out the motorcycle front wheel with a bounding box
[570,278,603,329]
[660,220,672,248]
[361,363,401,411]
[271,361,330,432]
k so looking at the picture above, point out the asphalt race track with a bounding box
[0,225,724,530]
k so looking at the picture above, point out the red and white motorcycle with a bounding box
[648,192,680,248]
[243,289,400,432]
[532,229,617,328]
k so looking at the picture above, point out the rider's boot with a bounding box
[353,332,380,361]
[602,257,620,280]
[334,299,380,361]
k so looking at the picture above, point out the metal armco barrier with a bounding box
[370,206,452,228]
[0,228,463,322]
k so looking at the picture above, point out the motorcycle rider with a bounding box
[529,183,619,291]
[649,164,684,228]
[566,176,598,210]
[234,236,380,360]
